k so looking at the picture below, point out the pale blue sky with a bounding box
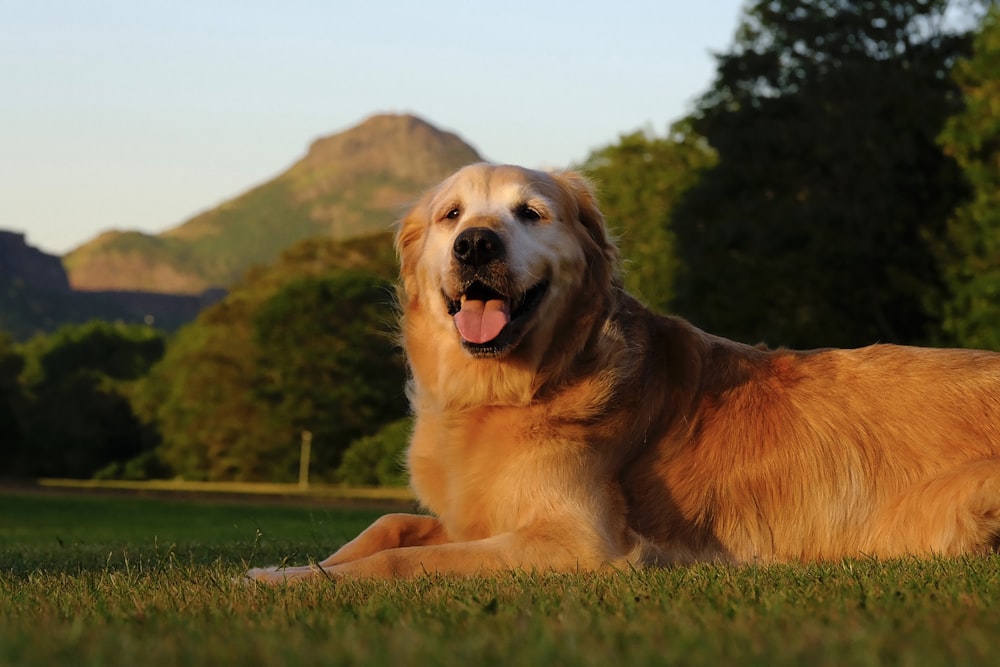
[1,1,746,255]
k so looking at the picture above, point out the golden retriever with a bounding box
[247,163,1000,583]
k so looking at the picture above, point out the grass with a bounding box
[2,491,999,666]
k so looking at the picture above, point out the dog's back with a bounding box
[618,304,1000,563]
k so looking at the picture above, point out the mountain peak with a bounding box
[299,113,481,183]
[65,114,482,294]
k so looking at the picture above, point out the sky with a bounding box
[1,0,747,256]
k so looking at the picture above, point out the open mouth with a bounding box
[444,280,549,357]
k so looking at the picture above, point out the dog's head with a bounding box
[396,163,619,407]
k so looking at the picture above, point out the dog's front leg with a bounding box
[263,517,628,582]
[245,513,448,584]
[319,523,612,579]
[317,513,449,566]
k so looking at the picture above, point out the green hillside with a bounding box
[63,114,482,294]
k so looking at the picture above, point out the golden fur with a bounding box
[248,163,1000,583]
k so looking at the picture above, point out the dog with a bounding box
[247,163,1000,583]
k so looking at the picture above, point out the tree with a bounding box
[672,0,982,348]
[580,123,716,312]
[0,333,26,476]
[336,417,412,487]
[132,301,283,481]
[937,6,1000,350]
[252,272,408,478]
[16,322,165,478]
[133,234,405,482]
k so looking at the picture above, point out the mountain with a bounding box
[63,114,483,294]
[0,230,71,293]
[0,230,220,341]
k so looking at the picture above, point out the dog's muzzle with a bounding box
[445,227,548,358]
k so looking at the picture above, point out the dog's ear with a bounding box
[395,194,430,302]
[552,170,621,278]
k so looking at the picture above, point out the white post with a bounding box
[298,430,312,489]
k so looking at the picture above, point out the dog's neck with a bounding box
[405,285,625,414]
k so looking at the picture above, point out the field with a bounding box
[2,491,999,666]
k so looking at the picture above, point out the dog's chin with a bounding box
[461,328,520,359]
[444,280,549,359]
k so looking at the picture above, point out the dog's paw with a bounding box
[242,564,328,585]
[243,567,282,585]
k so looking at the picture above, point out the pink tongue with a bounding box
[454,299,510,344]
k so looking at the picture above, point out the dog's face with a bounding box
[397,164,618,405]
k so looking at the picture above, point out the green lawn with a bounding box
[2,491,999,666]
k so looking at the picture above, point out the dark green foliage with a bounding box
[937,6,1000,350]
[252,273,408,478]
[134,233,406,482]
[672,0,979,348]
[21,321,164,384]
[581,124,716,312]
[132,311,277,481]
[11,322,165,479]
[337,417,412,486]
[0,334,26,471]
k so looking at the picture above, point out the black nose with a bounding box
[453,227,503,267]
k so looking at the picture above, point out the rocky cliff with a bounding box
[0,231,71,293]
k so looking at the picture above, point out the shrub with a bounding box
[336,417,411,487]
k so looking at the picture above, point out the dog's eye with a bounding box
[515,204,542,223]
[444,207,461,221]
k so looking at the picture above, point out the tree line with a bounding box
[1,235,412,484]
[586,0,1000,350]
[1,0,998,484]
